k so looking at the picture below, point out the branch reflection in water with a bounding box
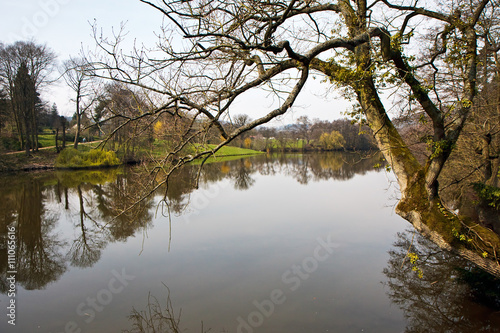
[123,284,184,333]
[384,229,500,333]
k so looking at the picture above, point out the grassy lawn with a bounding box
[186,144,262,165]
[147,141,263,164]
[266,139,305,150]
[150,140,263,157]
[37,134,56,148]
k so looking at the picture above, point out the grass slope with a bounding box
[203,144,263,156]
[187,144,264,165]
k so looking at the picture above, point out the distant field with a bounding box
[266,138,305,150]
[148,140,263,158]
[188,144,263,165]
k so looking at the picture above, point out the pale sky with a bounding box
[0,0,349,124]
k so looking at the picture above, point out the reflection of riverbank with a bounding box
[0,152,384,293]
[0,152,382,291]
[215,151,385,185]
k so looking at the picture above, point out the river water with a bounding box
[0,152,499,333]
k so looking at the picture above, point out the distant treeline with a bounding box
[231,116,377,152]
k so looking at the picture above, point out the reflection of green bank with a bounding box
[55,168,123,187]
[0,168,124,189]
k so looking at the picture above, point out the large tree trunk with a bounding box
[359,79,500,277]
[351,24,500,277]
[23,112,31,156]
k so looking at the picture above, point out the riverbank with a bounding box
[0,144,264,172]
[0,149,58,172]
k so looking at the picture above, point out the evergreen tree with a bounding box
[50,103,59,129]
[12,62,37,154]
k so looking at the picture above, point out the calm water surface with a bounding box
[0,153,499,333]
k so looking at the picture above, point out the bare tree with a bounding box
[85,0,500,276]
[0,88,9,136]
[61,57,95,149]
[232,114,252,147]
[295,115,312,147]
[93,83,154,159]
[0,41,56,149]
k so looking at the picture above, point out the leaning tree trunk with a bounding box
[345,19,500,276]
[359,79,500,277]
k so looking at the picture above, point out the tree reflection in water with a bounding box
[68,184,107,268]
[384,229,500,333]
[0,168,156,292]
[0,175,66,291]
[0,152,384,293]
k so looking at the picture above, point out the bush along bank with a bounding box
[55,148,122,169]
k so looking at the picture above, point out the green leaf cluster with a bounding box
[426,139,454,160]
[407,252,424,278]
[473,183,500,209]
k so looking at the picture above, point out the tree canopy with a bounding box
[0,41,56,151]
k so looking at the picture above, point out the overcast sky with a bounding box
[1,0,349,124]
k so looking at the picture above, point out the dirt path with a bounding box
[3,140,103,155]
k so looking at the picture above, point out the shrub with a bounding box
[319,131,345,150]
[1,137,21,151]
[56,168,122,187]
[55,148,121,169]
